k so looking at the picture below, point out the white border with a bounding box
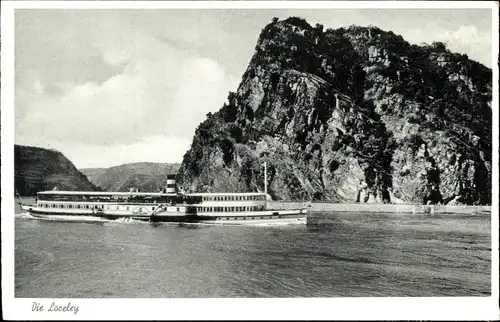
[2,1,499,320]
[4,0,498,9]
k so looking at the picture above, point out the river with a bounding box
[14,198,490,297]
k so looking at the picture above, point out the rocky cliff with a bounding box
[177,17,492,205]
[15,144,99,196]
[81,162,181,192]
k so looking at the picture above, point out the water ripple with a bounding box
[14,211,491,297]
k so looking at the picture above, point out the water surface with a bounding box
[14,199,491,297]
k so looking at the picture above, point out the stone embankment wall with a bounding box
[267,201,491,214]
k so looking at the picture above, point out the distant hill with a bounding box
[79,167,107,184]
[15,144,99,196]
[80,162,181,192]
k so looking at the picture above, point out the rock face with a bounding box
[81,162,181,192]
[15,145,98,196]
[177,17,492,205]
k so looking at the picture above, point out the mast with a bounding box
[264,161,268,209]
[264,161,267,196]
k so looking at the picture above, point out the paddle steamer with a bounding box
[19,168,308,225]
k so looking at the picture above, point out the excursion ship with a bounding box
[19,170,308,225]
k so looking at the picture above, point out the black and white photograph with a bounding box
[1,1,499,320]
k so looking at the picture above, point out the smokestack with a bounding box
[166,174,177,193]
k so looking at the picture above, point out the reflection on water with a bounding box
[14,200,491,297]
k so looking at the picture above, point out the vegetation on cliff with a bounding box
[177,17,492,205]
[15,144,99,196]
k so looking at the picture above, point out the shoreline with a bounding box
[268,201,491,214]
[14,197,491,214]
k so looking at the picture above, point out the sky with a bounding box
[14,8,494,169]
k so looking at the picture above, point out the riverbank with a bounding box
[15,197,490,215]
[267,201,491,214]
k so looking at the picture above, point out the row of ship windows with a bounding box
[198,206,264,212]
[39,204,140,210]
[201,195,265,201]
[38,204,264,212]
[216,216,282,220]
[38,196,180,203]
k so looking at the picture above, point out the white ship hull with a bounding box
[20,204,308,225]
[20,204,151,221]
[180,215,307,226]
[150,208,308,224]
[30,213,108,223]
